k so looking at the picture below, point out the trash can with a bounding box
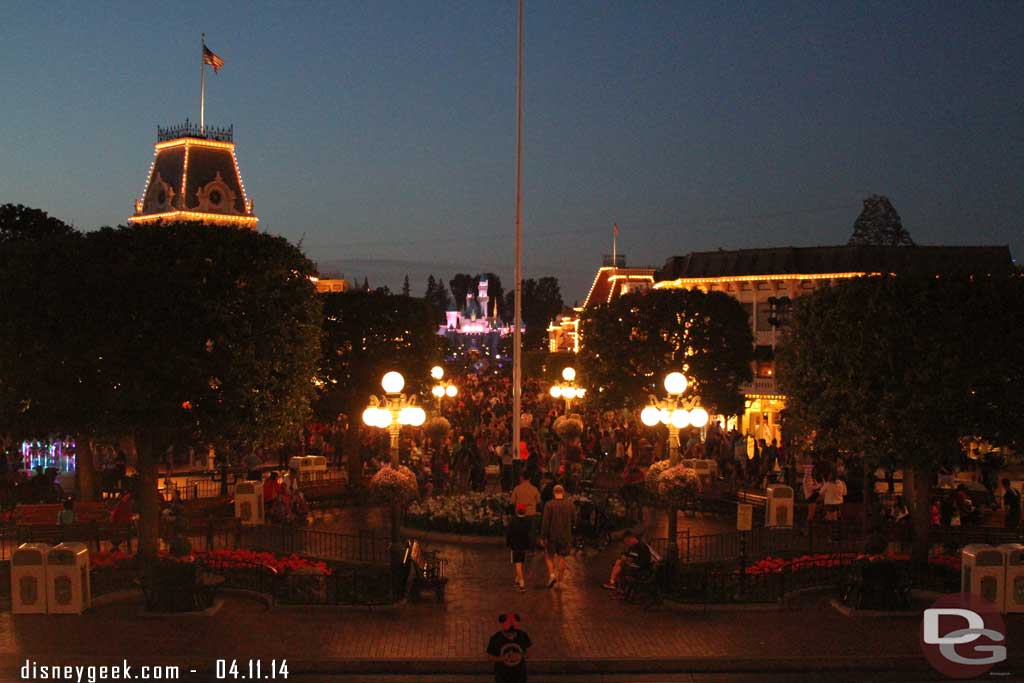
[962,544,1005,609]
[288,455,307,472]
[766,484,794,528]
[304,455,328,482]
[234,480,265,525]
[47,543,91,614]
[11,543,50,614]
[1000,544,1024,614]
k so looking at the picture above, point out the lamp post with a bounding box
[549,366,586,414]
[429,365,459,414]
[361,371,426,467]
[640,371,709,569]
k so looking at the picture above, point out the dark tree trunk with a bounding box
[75,436,98,501]
[136,432,164,563]
[907,465,934,564]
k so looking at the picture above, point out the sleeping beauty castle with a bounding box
[440,276,519,358]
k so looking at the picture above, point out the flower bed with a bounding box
[744,552,961,575]
[405,492,631,536]
[89,549,329,575]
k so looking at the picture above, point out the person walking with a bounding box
[507,504,532,591]
[540,484,573,588]
[486,613,532,683]
[510,471,541,542]
[1002,479,1021,529]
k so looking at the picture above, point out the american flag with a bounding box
[203,45,225,73]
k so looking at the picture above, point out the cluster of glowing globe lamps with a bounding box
[362,371,426,465]
[640,372,709,459]
[429,365,458,411]
[549,366,585,412]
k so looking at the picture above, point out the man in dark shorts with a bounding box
[486,612,532,683]
[540,484,573,587]
[603,530,652,590]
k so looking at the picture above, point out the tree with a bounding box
[401,274,411,297]
[0,203,76,244]
[578,289,753,414]
[847,195,914,246]
[776,274,1024,561]
[504,276,565,351]
[449,273,475,305]
[0,222,323,561]
[314,291,442,484]
[424,275,451,324]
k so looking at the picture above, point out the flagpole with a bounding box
[512,0,524,467]
[612,223,617,269]
[200,33,206,132]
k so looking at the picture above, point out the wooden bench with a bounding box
[407,540,447,602]
[13,502,110,525]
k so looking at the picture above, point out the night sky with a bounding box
[2,1,1021,302]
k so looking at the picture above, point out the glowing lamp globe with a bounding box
[381,371,405,394]
[689,407,709,428]
[577,388,586,398]
[398,407,415,425]
[670,409,691,429]
[445,385,458,397]
[430,366,444,380]
[659,408,671,425]
[431,385,445,398]
[562,387,577,400]
[550,386,562,398]
[664,372,688,395]
[561,367,576,382]
[409,406,427,426]
[640,406,661,427]
[361,407,379,427]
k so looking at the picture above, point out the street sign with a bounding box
[737,503,753,531]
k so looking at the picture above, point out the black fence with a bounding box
[650,523,1024,566]
[667,554,961,605]
[237,525,390,564]
[157,468,349,502]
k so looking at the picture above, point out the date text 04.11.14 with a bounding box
[215,659,289,679]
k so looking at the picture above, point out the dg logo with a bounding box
[921,594,1007,678]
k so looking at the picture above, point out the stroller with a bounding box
[572,495,612,552]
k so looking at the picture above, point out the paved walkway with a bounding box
[1,506,1021,679]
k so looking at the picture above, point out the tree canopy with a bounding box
[776,273,1024,558]
[578,288,753,413]
[0,203,77,244]
[504,276,565,352]
[0,221,323,558]
[424,274,451,323]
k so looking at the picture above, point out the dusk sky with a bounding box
[2,1,1021,302]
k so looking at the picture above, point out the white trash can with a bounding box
[11,543,50,614]
[1000,544,1024,614]
[766,484,794,528]
[47,543,91,614]
[234,480,265,525]
[961,544,1006,610]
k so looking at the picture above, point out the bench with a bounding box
[14,502,110,525]
[15,522,135,552]
[407,540,447,602]
[622,544,663,607]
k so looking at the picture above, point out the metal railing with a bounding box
[157,120,233,143]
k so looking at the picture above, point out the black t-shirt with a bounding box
[625,541,652,570]
[487,628,532,682]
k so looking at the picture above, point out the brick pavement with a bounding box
[1,507,1021,679]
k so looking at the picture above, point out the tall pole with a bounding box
[512,0,524,466]
[612,224,617,269]
[200,33,207,132]
[389,421,401,468]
